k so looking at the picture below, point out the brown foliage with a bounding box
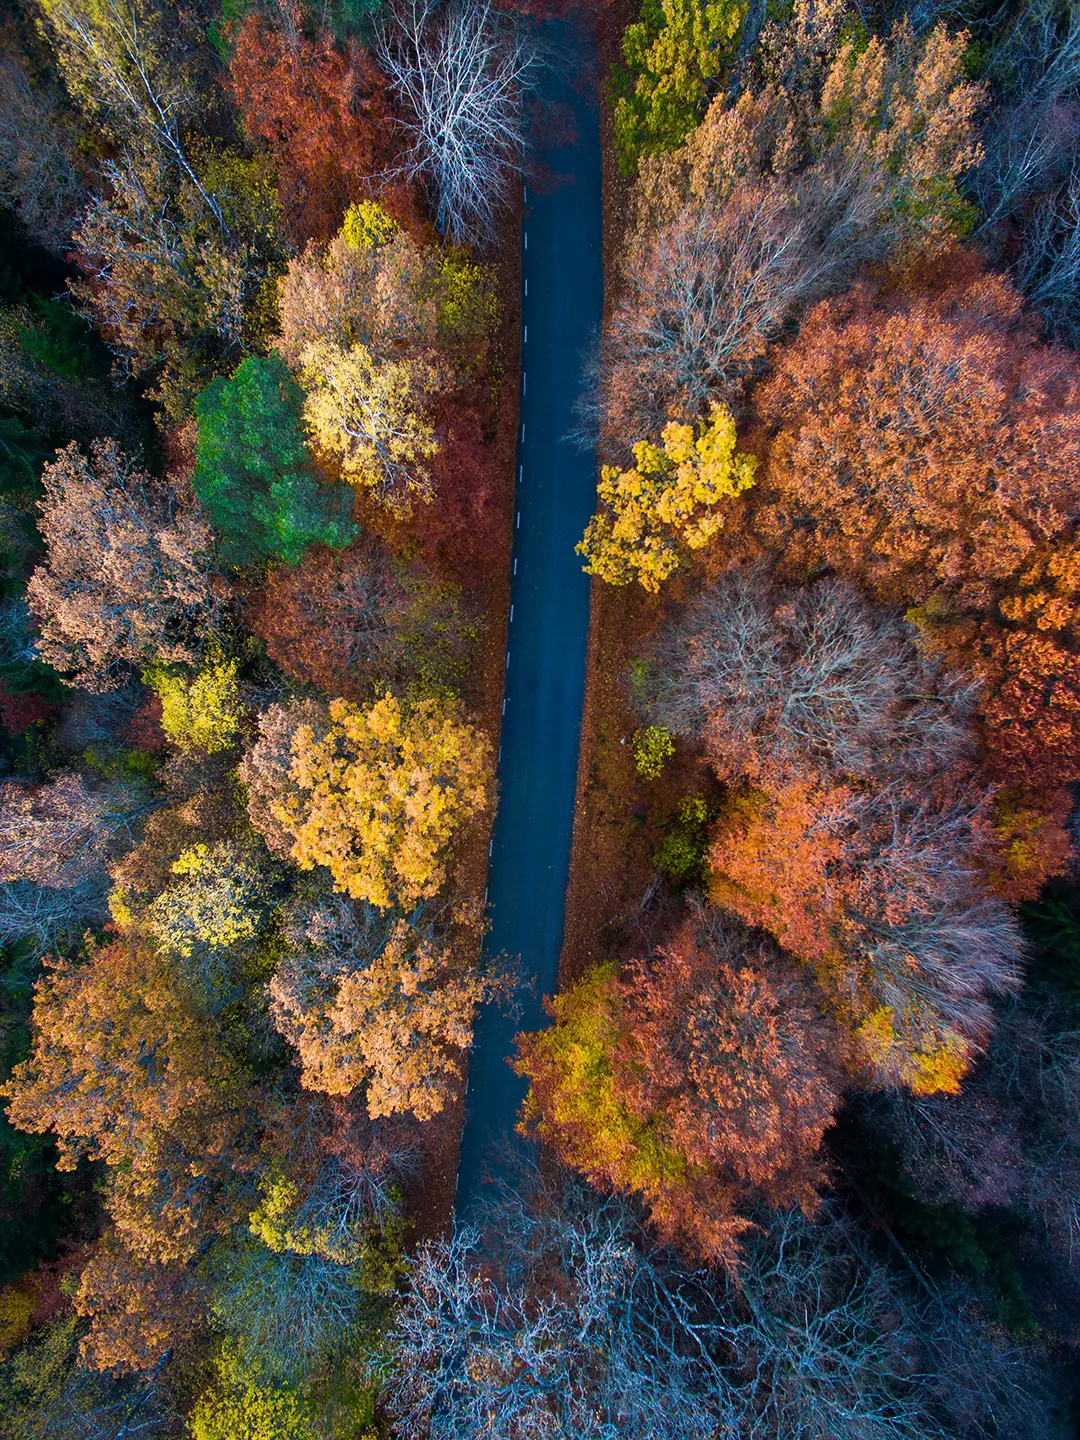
[406,390,505,581]
[751,259,1080,798]
[276,227,441,370]
[271,894,504,1118]
[617,911,841,1211]
[229,3,408,244]
[247,540,402,697]
[1,935,254,1262]
[239,699,331,860]
[514,963,753,1267]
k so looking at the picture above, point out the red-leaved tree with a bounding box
[229,1,410,244]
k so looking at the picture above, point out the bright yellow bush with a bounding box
[149,656,244,753]
[340,199,398,250]
[632,724,674,778]
[189,1342,318,1440]
[578,402,755,590]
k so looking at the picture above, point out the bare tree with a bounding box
[974,98,1080,233]
[596,176,886,444]
[718,1204,1060,1440]
[385,1173,736,1440]
[376,0,540,244]
[0,877,108,953]
[0,770,157,953]
[647,571,977,786]
[0,55,87,253]
[878,998,1080,1273]
[983,0,1080,112]
[1015,169,1080,344]
[0,771,156,887]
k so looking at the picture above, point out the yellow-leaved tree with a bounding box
[273,694,491,909]
[299,340,440,512]
[577,402,755,590]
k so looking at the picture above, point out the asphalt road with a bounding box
[455,26,603,1209]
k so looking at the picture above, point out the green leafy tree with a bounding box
[191,356,356,568]
[612,0,747,173]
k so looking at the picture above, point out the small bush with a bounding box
[148,657,244,753]
[655,794,713,882]
[632,725,674,779]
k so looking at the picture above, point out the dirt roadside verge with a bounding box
[404,194,520,1242]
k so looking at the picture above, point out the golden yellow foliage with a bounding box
[578,402,755,590]
[299,339,440,512]
[280,694,492,909]
[855,1006,972,1096]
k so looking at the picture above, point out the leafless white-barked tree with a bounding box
[376,0,541,246]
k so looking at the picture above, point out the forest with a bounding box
[1,0,1080,1434]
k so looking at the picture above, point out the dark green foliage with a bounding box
[0,600,66,705]
[0,417,48,586]
[18,299,96,383]
[192,356,357,569]
[324,0,386,40]
[1021,888,1080,1001]
[834,1108,1041,1339]
[0,414,46,500]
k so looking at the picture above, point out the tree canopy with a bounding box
[191,355,357,568]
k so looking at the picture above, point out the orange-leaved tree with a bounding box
[515,910,843,1266]
[751,258,1080,812]
[615,911,842,1210]
[514,962,754,1269]
[645,571,1026,1095]
[271,894,508,1118]
[1,935,254,1265]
